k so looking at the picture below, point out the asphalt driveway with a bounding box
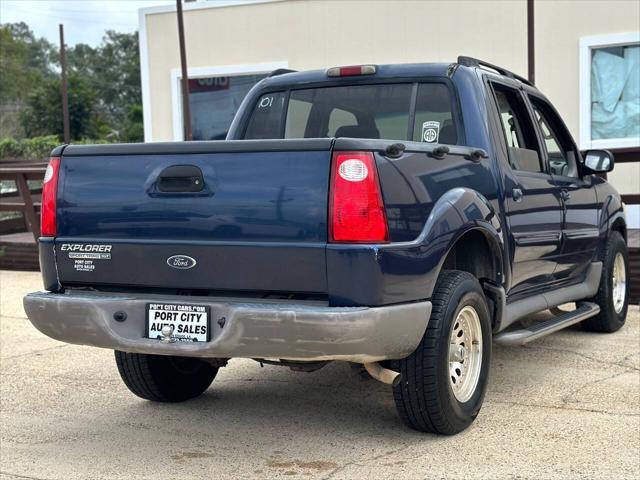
[1,270,638,479]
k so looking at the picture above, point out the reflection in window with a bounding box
[187,74,267,140]
[591,44,639,141]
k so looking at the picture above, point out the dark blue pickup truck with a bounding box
[24,57,630,435]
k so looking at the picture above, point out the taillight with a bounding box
[41,157,60,237]
[329,151,389,243]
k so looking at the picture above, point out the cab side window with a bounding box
[529,97,578,177]
[492,84,543,173]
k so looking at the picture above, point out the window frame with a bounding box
[579,32,640,150]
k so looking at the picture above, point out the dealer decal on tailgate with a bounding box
[60,243,112,272]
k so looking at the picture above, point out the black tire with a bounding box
[582,231,630,333]
[391,271,492,435]
[115,351,218,402]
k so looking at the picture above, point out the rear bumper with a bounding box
[23,291,431,363]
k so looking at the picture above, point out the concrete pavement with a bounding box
[1,270,639,479]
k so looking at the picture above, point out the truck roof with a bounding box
[260,57,535,90]
[260,62,456,89]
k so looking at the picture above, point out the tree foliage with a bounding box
[0,22,56,104]
[0,22,143,142]
[21,73,99,139]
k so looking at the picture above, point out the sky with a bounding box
[1,0,175,46]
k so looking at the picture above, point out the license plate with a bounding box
[146,303,210,342]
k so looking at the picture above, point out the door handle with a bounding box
[512,188,523,203]
[157,165,204,193]
[560,189,571,201]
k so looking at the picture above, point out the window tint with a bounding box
[530,97,578,177]
[492,85,542,173]
[284,98,312,138]
[244,82,459,143]
[412,83,458,144]
[327,108,357,136]
[285,84,412,140]
[244,92,286,139]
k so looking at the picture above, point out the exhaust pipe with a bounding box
[363,362,401,387]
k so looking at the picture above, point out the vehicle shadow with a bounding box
[104,337,558,439]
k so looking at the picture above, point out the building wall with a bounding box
[533,0,640,206]
[141,0,639,225]
[142,0,527,142]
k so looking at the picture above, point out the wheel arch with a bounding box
[439,227,504,287]
[422,187,506,297]
[597,192,627,253]
[611,215,627,243]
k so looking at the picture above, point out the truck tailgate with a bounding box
[54,140,332,294]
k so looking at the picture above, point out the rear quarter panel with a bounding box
[327,142,504,306]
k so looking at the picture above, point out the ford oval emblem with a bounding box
[166,255,197,269]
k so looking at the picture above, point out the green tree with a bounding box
[0,22,56,137]
[120,104,144,143]
[0,22,55,104]
[21,72,99,140]
[67,31,142,140]
[1,23,144,142]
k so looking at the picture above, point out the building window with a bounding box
[171,62,288,141]
[187,74,267,140]
[580,33,640,149]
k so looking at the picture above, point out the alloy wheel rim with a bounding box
[612,252,626,314]
[449,305,483,403]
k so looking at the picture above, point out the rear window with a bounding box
[244,83,459,143]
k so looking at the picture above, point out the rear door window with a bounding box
[491,84,543,173]
[529,96,579,177]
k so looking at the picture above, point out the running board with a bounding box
[494,302,600,346]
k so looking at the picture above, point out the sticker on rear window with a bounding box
[422,121,440,143]
[259,96,275,108]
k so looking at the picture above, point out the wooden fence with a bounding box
[0,161,47,270]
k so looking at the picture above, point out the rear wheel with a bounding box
[391,270,492,434]
[583,231,629,333]
[115,351,218,402]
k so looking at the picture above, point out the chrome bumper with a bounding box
[23,291,431,363]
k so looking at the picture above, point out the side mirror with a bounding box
[583,149,614,173]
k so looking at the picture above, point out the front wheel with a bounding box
[115,351,218,402]
[391,270,492,434]
[583,231,630,333]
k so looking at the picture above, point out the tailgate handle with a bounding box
[157,165,204,192]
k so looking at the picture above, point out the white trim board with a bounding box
[138,0,288,142]
[170,61,288,141]
[578,32,640,150]
[138,7,153,142]
[139,0,287,17]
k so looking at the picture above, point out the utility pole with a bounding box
[59,24,70,143]
[527,0,535,84]
[176,0,192,140]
